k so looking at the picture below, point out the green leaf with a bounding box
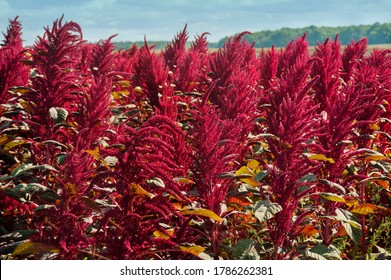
[254,170,269,182]
[49,107,68,123]
[335,208,362,244]
[0,230,38,242]
[308,244,342,260]
[318,192,346,203]
[318,179,346,194]
[253,200,282,222]
[13,241,59,255]
[55,153,67,165]
[3,183,48,201]
[34,204,56,212]
[38,191,60,203]
[298,173,317,183]
[232,239,260,260]
[304,250,327,260]
[0,163,58,181]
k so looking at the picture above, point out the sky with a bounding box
[0,0,390,45]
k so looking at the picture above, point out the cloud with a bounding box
[0,0,390,45]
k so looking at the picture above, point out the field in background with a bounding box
[208,43,391,54]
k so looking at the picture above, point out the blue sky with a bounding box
[1,0,390,45]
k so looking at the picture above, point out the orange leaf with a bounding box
[351,203,379,215]
[173,177,195,185]
[129,183,155,198]
[84,147,110,169]
[228,197,252,207]
[376,179,389,190]
[364,155,388,161]
[299,224,318,238]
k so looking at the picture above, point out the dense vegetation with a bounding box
[0,17,390,260]
[114,22,391,50]
[218,22,391,48]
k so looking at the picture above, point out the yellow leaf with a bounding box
[112,91,130,100]
[4,139,27,152]
[307,154,335,163]
[351,203,379,215]
[345,199,359,207]
[179,245,205,256]
[153,229,174,240]
[247,159,260,170]
[129,183,155,198]
[235,166,258,187]
[180,208,222,222]
[13,241,59,256]
[318,192,346,203]
[85,147,100,160]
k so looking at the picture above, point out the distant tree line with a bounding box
[114,22,391,49]
[114,41,170,50]
[215,22,391,48]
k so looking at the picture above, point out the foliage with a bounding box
[216,22,391,48]
[0,17,390,260]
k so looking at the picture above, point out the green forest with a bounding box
[114,22,391,49]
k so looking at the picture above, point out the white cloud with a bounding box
[1,0,390,46]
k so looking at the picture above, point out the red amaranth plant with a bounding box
[133,40,170,109]
[24,16,83,141]
[0,17,29,104]
[209,32,259,119]
[90,114,194,259]
[77,36,115,141]
[258,35,323,259]
[172,32,210,93]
